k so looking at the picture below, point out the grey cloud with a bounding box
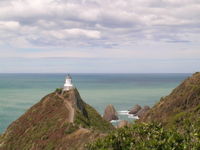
[0,0,199,48]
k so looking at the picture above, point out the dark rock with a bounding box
[103,104,118,121]
[136,106,150,118]
[117,120,130,128]
[128,104,142,114]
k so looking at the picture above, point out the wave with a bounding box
[110,119,121,123]
[118,110,129,115]
[118,110,139,120]
[128,115,139,119]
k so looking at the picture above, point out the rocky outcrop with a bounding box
[0,88,113,150]
[129,104,142,114]
[136,105,150,118]
[103,104,118,121]
[117,120,130,128]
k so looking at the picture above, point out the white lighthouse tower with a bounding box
[63,74,74,91]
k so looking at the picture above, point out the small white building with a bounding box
[63,74,74,91]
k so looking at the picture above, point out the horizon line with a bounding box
[0,72,194,74]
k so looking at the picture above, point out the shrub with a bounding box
[87,122,200,150]
[55,88,62,94]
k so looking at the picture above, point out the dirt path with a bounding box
[57,93,75,123]
[64,100,74,123]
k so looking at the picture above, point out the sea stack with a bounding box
[136,105,150,118]
[129,104,142,115]
[103,104,118,121]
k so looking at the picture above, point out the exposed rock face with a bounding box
[139,72,200,125]
[0,88,113,150]
[117,120,130,128]
[136,106,150,118]
[103,104,118,121]
[129,104,142,114]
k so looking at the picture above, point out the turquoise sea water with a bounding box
[0,73,190,133]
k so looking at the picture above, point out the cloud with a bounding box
[0,21,20,30]
[0,0,199,60]
[58,28,100,39]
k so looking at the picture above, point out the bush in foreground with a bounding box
[87,123,200,150]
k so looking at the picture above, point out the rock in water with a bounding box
[0,88,113,150]
[136,105,150,118]
[117,120,130,128]
[129,104,142,114]
[103,104,118,121]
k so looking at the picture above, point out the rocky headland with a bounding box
[0,88,113,150]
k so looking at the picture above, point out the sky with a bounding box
[0,0,200,73]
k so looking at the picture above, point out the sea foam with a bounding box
[118,110,129,115]
[118,110,139,120]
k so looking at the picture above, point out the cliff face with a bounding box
[139,72,200,126]
[0,88,113,150]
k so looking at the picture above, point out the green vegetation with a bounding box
[167,104,200,128]
[75,109,90,127]
[75,103,114,132]
[64,123,79,134]
[55,88,62,94]
[87,122,200,150]
[44,142,55,150]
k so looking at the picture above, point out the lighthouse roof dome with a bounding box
[66,74,72,80]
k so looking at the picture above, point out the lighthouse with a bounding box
[63,74,74,91]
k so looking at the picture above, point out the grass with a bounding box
[64,123,79,134]
[74,103,114,132]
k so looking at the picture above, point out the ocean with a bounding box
[0,73,190,133]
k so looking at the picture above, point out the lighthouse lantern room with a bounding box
[63,74,74,91]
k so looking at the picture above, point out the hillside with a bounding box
[87,73,200,150]
[0,88,113,150]
[1,73,200,150]
[139,72,200,127]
